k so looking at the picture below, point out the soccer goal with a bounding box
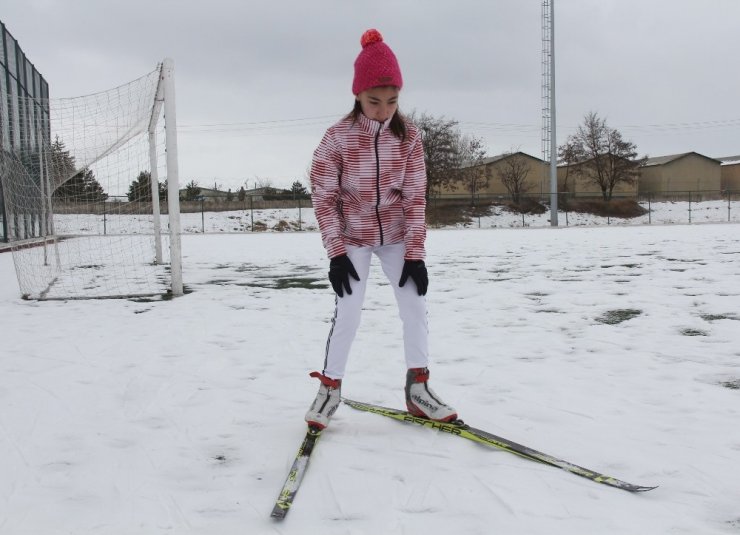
[0,59,183,300]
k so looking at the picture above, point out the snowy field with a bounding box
[1,223,740,534]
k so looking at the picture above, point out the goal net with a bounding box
[0,60,183,300]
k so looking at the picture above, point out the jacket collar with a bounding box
[355,112,391,135]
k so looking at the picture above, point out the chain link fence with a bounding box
[429,190,739,228]
[2,190,738,241]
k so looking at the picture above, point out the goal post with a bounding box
[162,58,183,297]
[0,59,183,300]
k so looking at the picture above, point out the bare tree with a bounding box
[497,151,533,204]
[561,112,646,200]
[557,139,583,194]
[408,112,462,198]
[246,176,274,191]
[453,134,488,202]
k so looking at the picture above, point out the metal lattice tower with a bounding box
[542,0,558,225]
[542,1,552,167]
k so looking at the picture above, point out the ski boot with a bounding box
[305,371,342,429]
[405,367,457,422]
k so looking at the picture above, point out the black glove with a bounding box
[399,259,428,296]
[328,254,360,297]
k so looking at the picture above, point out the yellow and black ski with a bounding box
[342,398,656,493]
[271,425,322,520]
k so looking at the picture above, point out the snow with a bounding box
[1,221,740,534]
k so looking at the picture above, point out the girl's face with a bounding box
[356,86,400,123]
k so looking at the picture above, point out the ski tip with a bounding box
[632,484,659,493]
[270,507,288,520]
[613,483,658,493]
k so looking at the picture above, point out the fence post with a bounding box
[298,197,302,231]
[688,191,692,224]
[729,191,732,222]
[201,198,205,233]
[250,195,254,232]
[103,201,107,235]
[434,195,438,226]
[648,193,652,225]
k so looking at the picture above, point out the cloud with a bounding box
[3,0,739,189]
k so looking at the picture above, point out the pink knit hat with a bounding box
[352,29,403,95]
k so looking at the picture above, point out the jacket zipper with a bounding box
[374,123,384,245]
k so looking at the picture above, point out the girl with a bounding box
[306,29,457,429]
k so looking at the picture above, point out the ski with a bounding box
[271,425,322,519]
[342,398,656,493]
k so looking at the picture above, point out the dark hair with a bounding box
[347,100,407,141]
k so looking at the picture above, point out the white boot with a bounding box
[305,371,342,429]
[405,368,457,422]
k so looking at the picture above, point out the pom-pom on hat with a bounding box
[352,29,403,95]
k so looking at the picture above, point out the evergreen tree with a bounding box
[79,168,108,202]
[49,137,77,188]
[127,172,167,202]
[291,180,308,198]
[184,180,201,201]
[49,138,108,202]
[128,171,155,202]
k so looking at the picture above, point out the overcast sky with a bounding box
[3,0,739,191]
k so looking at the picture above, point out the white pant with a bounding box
[322,243,429,379]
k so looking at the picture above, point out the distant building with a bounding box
[717,155,740,193]
[1,19,50,242]
[192,187,231,199]
[178,186,274,202]
[556,157,639,198]
[447,152,548,196]
[638,152,721,196]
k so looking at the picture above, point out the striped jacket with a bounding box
[310,112,427,260]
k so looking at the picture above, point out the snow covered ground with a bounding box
[1,223,740,534]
